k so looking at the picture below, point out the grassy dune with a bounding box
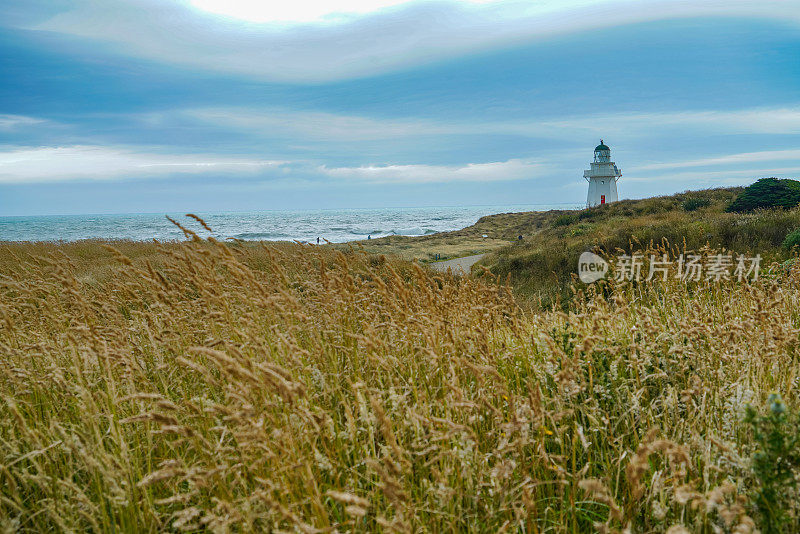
[339,209,576,262]
[349,186,800,308]
[483,187,800,306]
[348,190,750,264]
[2,223,800,532]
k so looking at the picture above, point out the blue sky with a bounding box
[1,0,799,215]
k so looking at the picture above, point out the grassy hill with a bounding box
[350,186,800,307]
[351,189,751,264]
[481,186,800,306]
[341,206,587,261]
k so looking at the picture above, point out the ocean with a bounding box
[0,204,581,243]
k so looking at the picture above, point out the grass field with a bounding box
[351,187,800,309]
[2,216,800,532]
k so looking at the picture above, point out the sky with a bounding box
[1,0,799,215]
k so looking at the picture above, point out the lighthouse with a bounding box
[584,140,621,207]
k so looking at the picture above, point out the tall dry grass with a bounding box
[1,223,799,532]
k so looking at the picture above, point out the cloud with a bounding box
[19,0,800,82]
[3,106,798,186]
[182,108,454,141]
[624,167,800,185]
[0,115,48,131]
[0,146,285,183]
[515,107,800,138]
[632,149,800,172]
[0,144,545,186]
[319,158,542,183]
[544,109,800,138]
[187,0,500,24]
[179,106,800,144]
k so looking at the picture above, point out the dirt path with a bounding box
[429,253,486,274]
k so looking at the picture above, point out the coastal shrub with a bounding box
[634,197,677,215]
[682,197,711,211]
[726,177,800,213]
[783,229,800,250]
[569,223,591,237]
[744,394,800,533]
[553,213,577,226]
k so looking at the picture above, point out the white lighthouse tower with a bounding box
[584,140,621,207]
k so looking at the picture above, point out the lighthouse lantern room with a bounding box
[584,140,621,207]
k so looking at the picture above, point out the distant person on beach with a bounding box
[368,234,371,240]
[317,237,320,245]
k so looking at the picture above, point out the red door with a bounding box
[601,195,606,204]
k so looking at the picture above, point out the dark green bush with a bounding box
[726,178,800,213]
[783,229,800,250]
[682,197,711,211]
[553,213,578,227]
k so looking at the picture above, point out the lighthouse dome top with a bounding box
[595,140,610,152]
